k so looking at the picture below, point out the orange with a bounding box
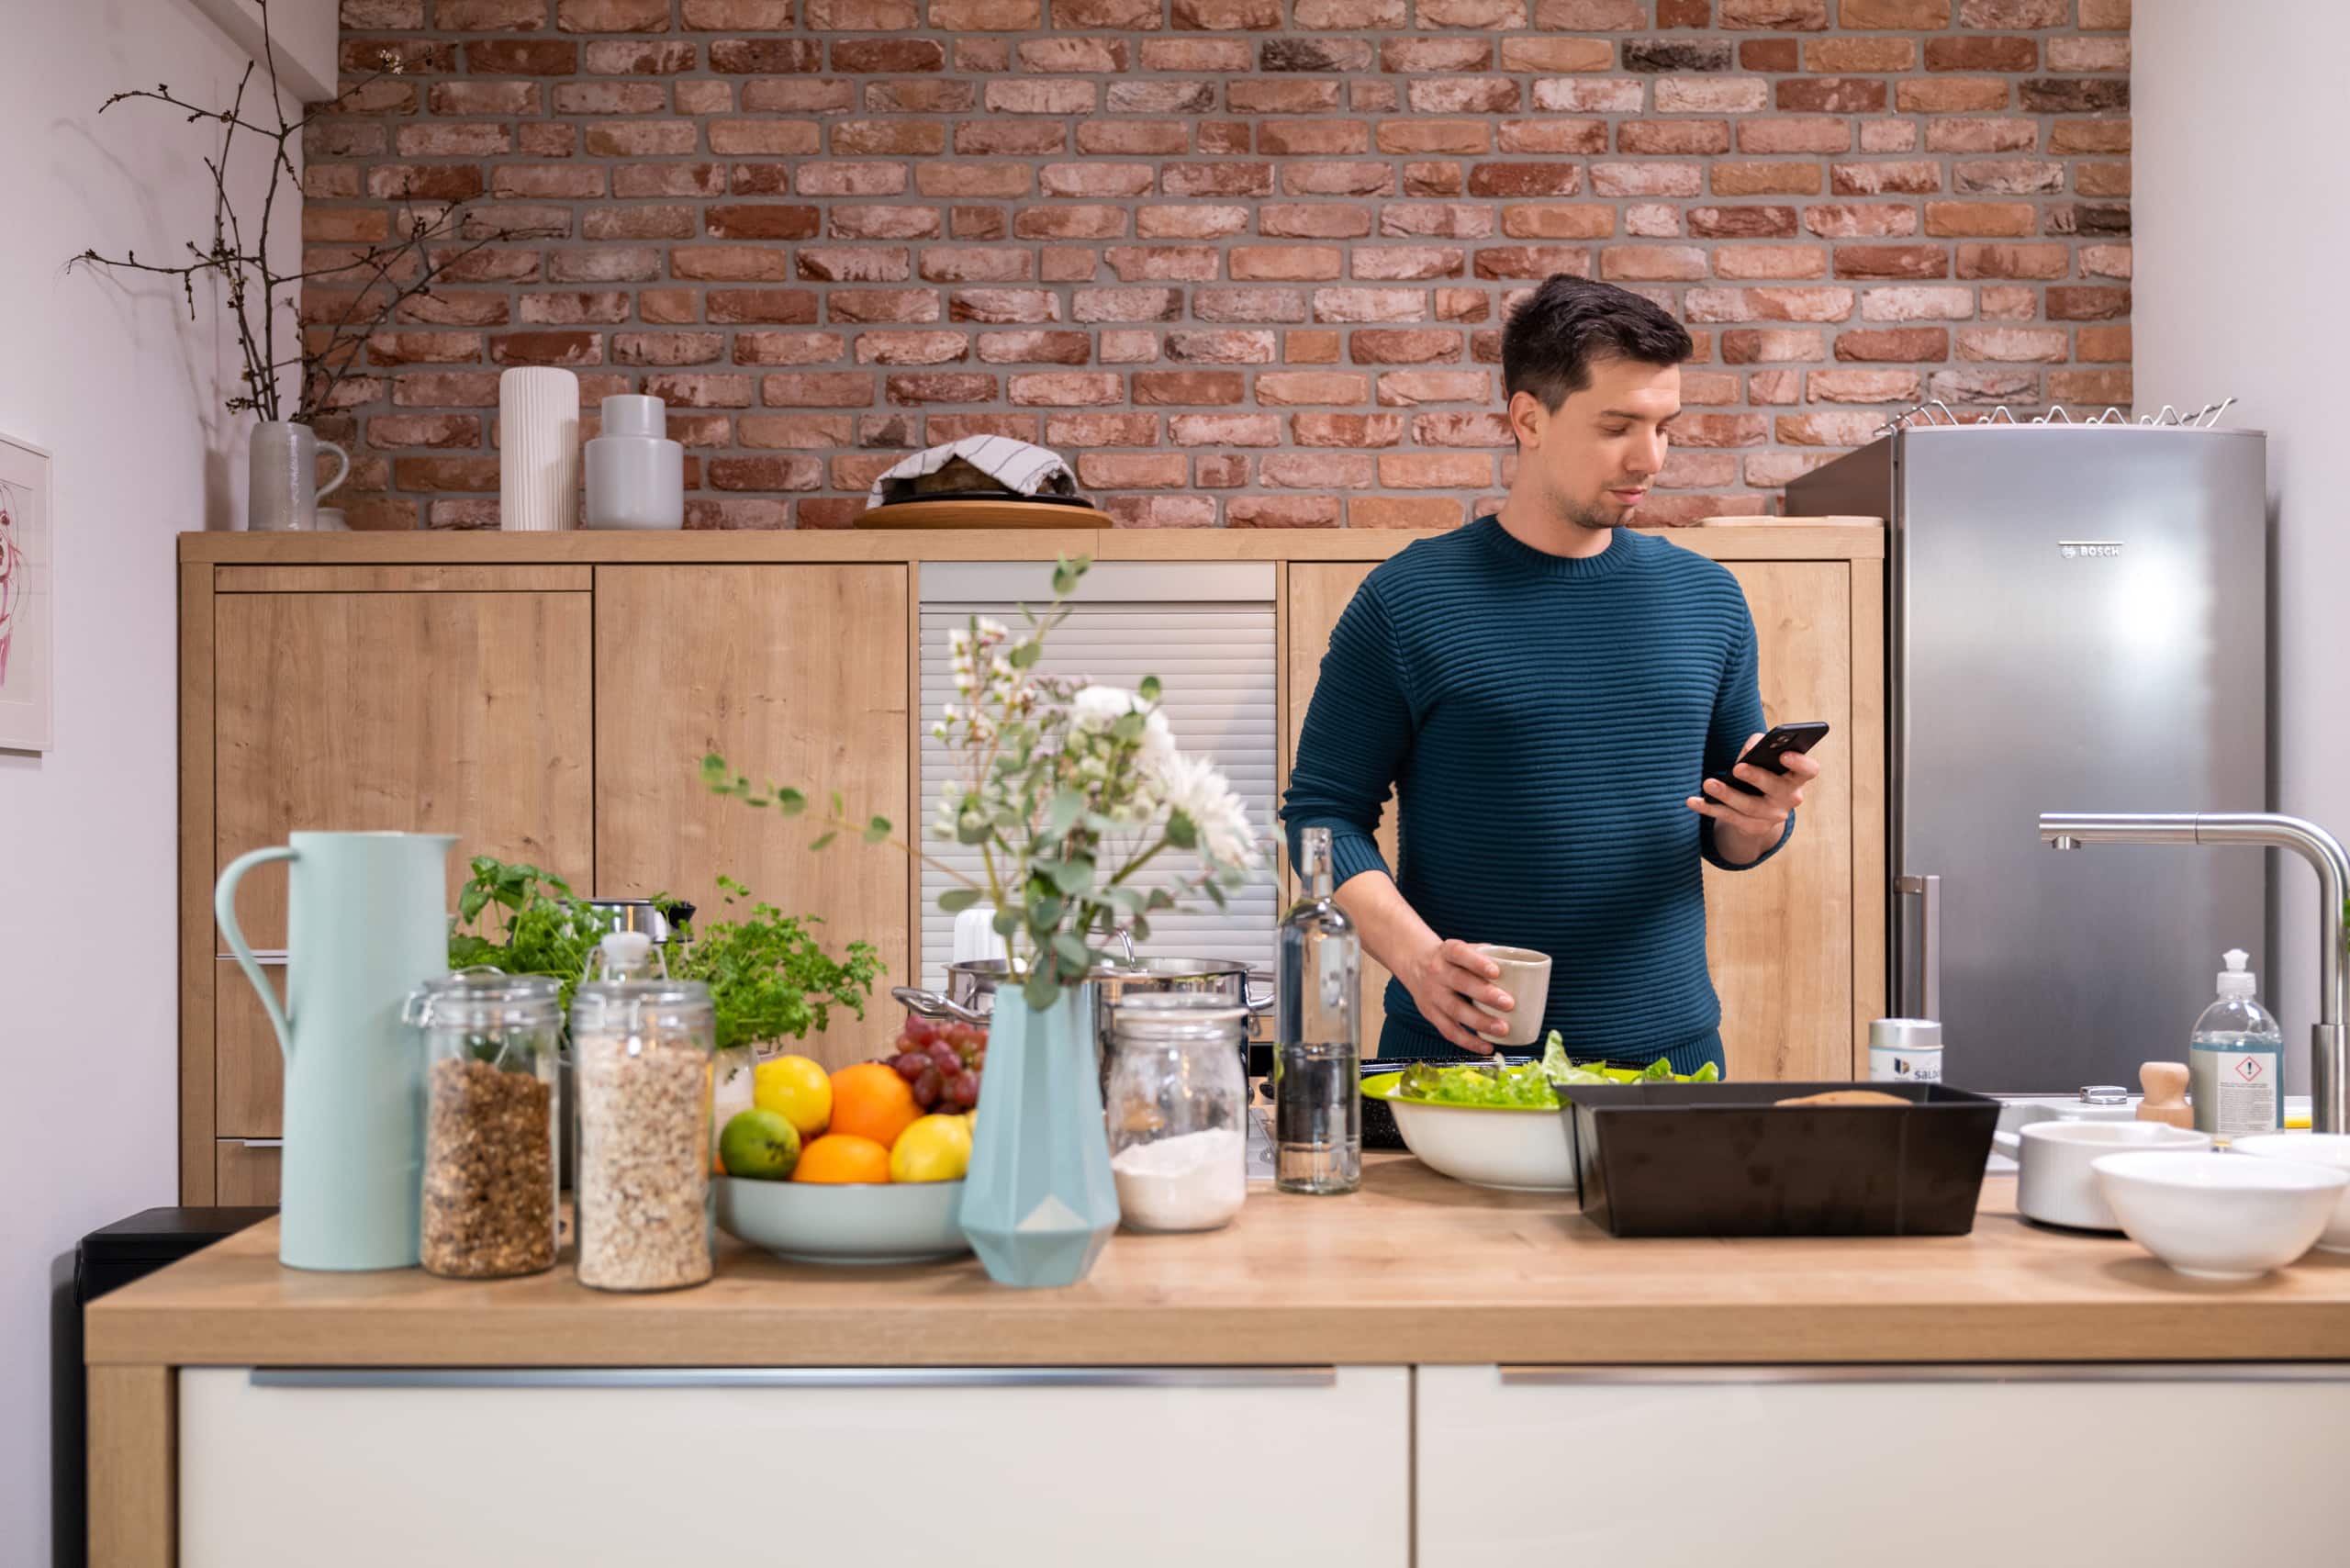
[827,1061,921,1148]
[792,1134,892,1184]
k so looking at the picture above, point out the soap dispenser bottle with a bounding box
[2188,948,2284,1137]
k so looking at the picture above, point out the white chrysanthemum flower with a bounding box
[1154,751,1260,870]
[1069,685,1177,771]
[1069,684,1130,729]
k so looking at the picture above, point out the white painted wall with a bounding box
[191,0,341,101]
[2135,2,2350,1086]
[0,2,323,1560]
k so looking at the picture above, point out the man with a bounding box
[1281,276,1822,1073]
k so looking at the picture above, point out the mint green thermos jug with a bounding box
[215,831,456,1270]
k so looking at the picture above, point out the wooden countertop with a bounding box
[87,1159,2350,1369]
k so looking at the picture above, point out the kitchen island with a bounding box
[89,1156,2350,1568]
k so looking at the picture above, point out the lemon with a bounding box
[889,1114,973,1183]
[754,1055,833,1138]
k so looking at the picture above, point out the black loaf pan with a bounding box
[1561,1081,2001,1238]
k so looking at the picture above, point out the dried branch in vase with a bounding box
[64,0,557,426]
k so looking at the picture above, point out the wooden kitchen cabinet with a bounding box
[1415,1364,2350,1566]
[593,566,912,1071]
[1282,553,1873,1079]
[1284,563,1402,1054]
[197,575,594,1179]
[177,529,1881,1199]
[213,1139,282,1205]
[177,1365,1410,1568]
[1707,560,1855,1081]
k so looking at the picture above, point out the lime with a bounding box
[889,1114,973,1183]
[754,1054,833,1138]
[720,1107,801,1181]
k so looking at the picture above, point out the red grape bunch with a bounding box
[887,1014,986,1114]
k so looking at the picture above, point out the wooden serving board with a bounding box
[855,498,1111,530]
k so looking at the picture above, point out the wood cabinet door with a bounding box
[1282,557,1853,1079]
[215,1140,282,1205]
[1706,561,1852,1081]
[594,566,912,1071]
[211,589,595,1137]
[1284,563,1400,1056]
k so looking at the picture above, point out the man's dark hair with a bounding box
[1501,275,1694,412]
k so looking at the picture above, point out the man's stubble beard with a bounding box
[1541,471,1619,532]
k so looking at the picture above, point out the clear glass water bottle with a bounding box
[1276,827,1361,1193]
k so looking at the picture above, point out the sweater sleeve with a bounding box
[1281,577,1416,888]
[1700,593,1796,873]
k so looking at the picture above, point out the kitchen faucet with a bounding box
[2039,812,2348,1135]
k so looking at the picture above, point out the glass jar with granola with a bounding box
[408,972,563,1280]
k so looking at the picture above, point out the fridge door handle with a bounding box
[1895,874,1942,1021]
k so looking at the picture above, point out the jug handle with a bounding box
[216,846,300,1061]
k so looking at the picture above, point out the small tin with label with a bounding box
[1869,1017,1943,1084]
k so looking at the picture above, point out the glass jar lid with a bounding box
[570,977,714,1036]
[407,971,563,1031]
[1113,992,1248,1043]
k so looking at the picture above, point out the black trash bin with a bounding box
[55,1207,273,1568]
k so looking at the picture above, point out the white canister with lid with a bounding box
[584,394,684,530]
[1869,1017,1943,1084]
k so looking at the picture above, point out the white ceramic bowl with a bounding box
[716,1176,969,1266]
[2091,1151,2346,1280]
[1998,1120,2210,1231]
[2230,1134,2350,1254]
[1366,1075,1576,1193]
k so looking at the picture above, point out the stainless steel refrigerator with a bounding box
[1789,424,2268,1094]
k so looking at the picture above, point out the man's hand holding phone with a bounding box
[1687,722,1826,868]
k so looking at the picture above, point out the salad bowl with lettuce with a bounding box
[1362,1035,1719,1192]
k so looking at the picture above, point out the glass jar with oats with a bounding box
[408,972,563,1280]
[570,946,718,1293]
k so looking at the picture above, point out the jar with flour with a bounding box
[1104,995,1249,1233]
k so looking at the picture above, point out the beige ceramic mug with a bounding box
[1471,945,1552,1048]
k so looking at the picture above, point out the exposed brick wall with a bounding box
[312,0,2131,529]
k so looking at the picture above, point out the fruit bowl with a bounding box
[716,1175,971,1267]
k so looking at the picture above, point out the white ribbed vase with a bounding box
[498,367,580,532]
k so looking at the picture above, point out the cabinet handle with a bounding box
[215,949,289,966]
[236,1139,285,1149]
[252,1367,1339,1391]
[1497,1363,2350,1387]
[1893,873,1941,1021]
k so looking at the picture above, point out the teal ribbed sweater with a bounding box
[1281,518,1792,1062]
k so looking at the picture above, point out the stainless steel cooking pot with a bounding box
[894,956,1271,1046]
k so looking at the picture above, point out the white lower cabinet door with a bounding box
[180,1364,1408,1568]
[1416,1363,2350,1568]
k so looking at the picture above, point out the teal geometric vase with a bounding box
[961,986,1120,1288]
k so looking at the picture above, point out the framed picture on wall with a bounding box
[0,431,52,752]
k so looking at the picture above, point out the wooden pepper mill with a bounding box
[2136,1061,2194,1128]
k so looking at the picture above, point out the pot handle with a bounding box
[216,845,300,1062]
[1991,1130,2020,1161]
[892,985,989,1025]
[1245,981,1274,1014]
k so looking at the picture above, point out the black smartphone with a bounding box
[1714,721,1830,796]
